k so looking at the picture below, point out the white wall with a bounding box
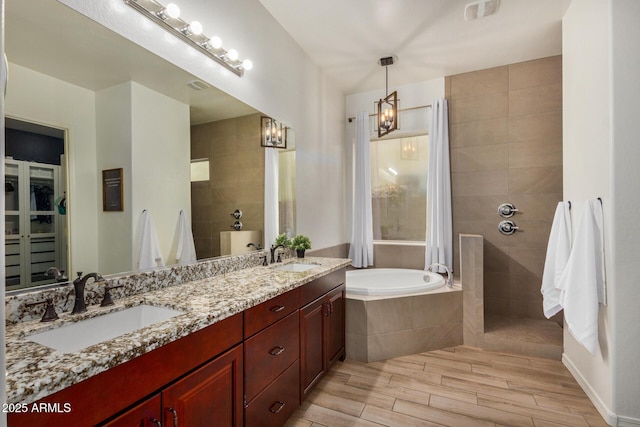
[96,82,191,273]
[610,1,640,423]
[96,83,133,274]
[563,0,640,424]
[130,82,191,268]
[61,0,348,250]
[5,63,99,276]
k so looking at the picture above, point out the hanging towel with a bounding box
[557,199,606,354]
[540,201,572,318]
[138,210,165,270]
[176,210,197,265]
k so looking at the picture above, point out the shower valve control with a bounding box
[498,220,519,235]
[498,203,519,218]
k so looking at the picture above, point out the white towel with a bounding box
[138,210,165,270]
[558,199,606,354]
[176,210,197,265]
[540,201,572,318]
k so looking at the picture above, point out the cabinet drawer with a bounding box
[244,311,299,402]
[300,268,345,306]
[244,287,299,337]
[245,360,300,427]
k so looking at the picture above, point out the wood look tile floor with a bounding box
[285,346,608,427]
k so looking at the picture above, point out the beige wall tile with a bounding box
[450,66,508,99]
[412,292,463,329]
[450,118,508,148]
[483,244,510,273]
[484,272,510,298]
[508,111,562,143]
[509,83,562,117]
[508,194,562,221]
[450,91,508,124]
[346,299,368,335]
[367,329,416,362]
[453,196,505,222]
[366,298,413,335]
[509,142,562,168]
[509,247,547,278]
[345,332,368,362]
[509,166,562,195]
[452,170,509,197]
[451,144,508,172]
[484,296,509,316]
[509,56,562,91]
[412,322,463,354]
[504,220,552,249]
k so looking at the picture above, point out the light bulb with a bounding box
[189,21,203,35]
[165,3,180,19]
[242,59,253,70]
[227,49,239,61]
[208,36,222,49]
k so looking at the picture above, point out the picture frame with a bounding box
[102,168,123,212]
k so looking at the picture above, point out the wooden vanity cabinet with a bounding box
[102,345,243,427]
[244,288,301,427]
[300,280,345,401]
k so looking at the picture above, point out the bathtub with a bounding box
[345,268,462,362]
[346,268,444,296]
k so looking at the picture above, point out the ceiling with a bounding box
[259,0,573,94]
[5,0,257,125]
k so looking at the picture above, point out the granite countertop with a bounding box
[5,257,351,405]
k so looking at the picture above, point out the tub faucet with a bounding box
[426,263,453,288]
[45,267,68,283]
[72,272,104,314]
[270,244,285,263]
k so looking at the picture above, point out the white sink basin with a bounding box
[27,305,184,353]
[274,263,318,272]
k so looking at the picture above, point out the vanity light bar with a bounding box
[124,0,252,77]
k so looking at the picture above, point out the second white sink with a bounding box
[27,305,184,353]
[274,263,318,272]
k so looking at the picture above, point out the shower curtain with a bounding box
[425,98,453,272]
[264,148,279,248]
[349,112,374,268]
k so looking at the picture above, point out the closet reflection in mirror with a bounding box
[4,118,68,291]
[4,0,287,291]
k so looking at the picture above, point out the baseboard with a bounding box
[618,416,640,426]
[562,353,617,426]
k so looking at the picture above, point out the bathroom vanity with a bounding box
[5,257,348,426]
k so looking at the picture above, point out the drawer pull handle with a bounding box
[269,401,286,414]
[269,346,285,356]
[152,419,162,427]
[167,407,178,427]
[270,305,285,313]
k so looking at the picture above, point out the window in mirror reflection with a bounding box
[278,150,296,238]
[190,158,210,182]
[4,118,69,291]
[370,134,428,241]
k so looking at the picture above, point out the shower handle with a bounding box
[498,220,519,235]
[498,203,519,218]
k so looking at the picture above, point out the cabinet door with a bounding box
[163,345,243,427]
[101,394,161,427]
[325,284,345,368]
[299,296,326,400]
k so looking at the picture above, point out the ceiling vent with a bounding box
[464,0,500,21]
[186,79,212,91]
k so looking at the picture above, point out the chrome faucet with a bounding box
[426,263,453,288]
[270,244,285,263]
[45,267,68,282]
[72,272,104,314]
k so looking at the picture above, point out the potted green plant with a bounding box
[290,234,311,258]
[274,233,292,248]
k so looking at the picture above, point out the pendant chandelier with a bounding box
[375,56,399,138]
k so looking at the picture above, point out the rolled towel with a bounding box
[138,210,165,270]
[540,201,572,318]
[176,210,197,265]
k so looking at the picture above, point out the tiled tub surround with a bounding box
[345,285,462,362]
[5,256,350,405]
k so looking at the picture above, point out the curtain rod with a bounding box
[347,104,432,123]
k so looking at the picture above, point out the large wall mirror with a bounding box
[4,0,293,292]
